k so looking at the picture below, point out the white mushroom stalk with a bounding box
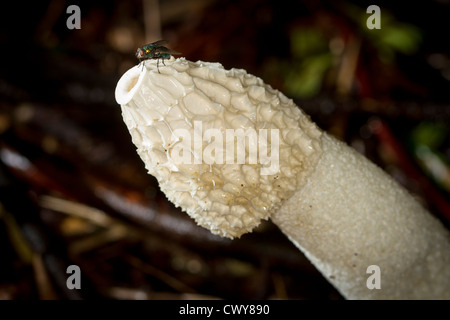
[115,57,450,299]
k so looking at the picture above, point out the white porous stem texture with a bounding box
[272,133,450,299]
[115,57,322,238]
[116,57,450,299]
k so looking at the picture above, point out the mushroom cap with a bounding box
[115,58,322,238]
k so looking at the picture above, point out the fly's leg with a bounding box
[157,58,161,74]
[138,59,145,71]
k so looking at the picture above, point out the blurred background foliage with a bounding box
[0,0,449,300]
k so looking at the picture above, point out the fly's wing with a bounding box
[156,47,181,55]
[151,40,168,47]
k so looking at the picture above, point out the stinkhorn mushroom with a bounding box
[115,57,450,299]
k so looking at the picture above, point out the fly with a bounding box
[135,40,180,73]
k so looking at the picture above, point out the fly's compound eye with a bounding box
[136,49,144,58]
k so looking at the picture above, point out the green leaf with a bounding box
[285,53,332,98]
[379,24,422,55]
[291,28,328,58]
